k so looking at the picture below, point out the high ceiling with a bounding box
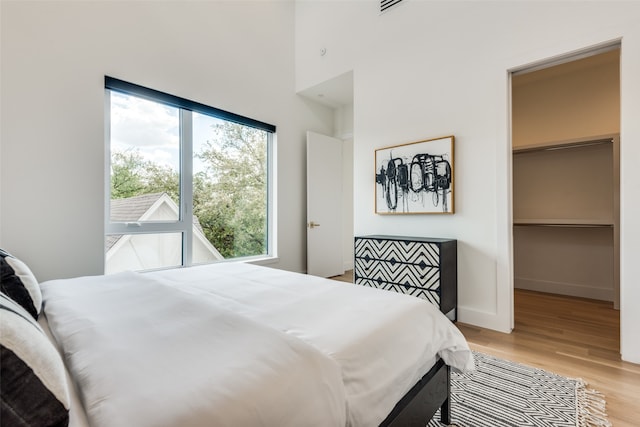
[298,71,354,109]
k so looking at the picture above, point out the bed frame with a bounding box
[380,359,451,426]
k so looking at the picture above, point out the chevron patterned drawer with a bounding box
[355,238,440,266]
[354,235,457,320]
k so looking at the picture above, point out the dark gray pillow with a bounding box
[0,249,41,319]
[0,292,69,426]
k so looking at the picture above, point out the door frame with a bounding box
[507,41,622,331]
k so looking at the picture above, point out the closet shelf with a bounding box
[513,218,613,227]
[513,134,614,154]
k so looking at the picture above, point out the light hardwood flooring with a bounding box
[330,271,640,426]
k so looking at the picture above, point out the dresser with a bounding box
[354,235,457,320]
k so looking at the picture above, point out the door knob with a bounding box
[308,221,321,229]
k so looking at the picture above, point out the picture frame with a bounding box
[375,135,454,214]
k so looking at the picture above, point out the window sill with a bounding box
[245,256,280,266]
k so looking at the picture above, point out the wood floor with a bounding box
[330,271,640,426]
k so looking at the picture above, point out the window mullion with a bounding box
[106,222,185,235]
[104,90,112,244]
[181,109,194,267]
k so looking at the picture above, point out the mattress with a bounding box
[41,262,474,427]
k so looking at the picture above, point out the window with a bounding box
[105,77,275,274]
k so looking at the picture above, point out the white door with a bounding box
[306,131,343,277]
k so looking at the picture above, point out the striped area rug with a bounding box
[428,351,611,427]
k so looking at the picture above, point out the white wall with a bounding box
[295,1,640,363]
[512,51,620,147]
[0,1,334,280]
[335,104,354,271]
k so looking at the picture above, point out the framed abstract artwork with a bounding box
[375,135,454,214]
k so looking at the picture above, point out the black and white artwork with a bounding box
[375,135,454,214]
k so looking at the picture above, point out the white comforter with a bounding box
[42,262,474,427]
[41,271,347,427]
[149,263,474,426]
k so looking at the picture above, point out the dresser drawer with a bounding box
[354,235,457,320]
[354,238,441,266]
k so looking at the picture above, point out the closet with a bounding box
[512,47,620,308]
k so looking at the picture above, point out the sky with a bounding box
[109,91,223,174]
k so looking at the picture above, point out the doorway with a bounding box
[299,72,355,277]
[510,45,621,351]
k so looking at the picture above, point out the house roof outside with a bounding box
[107,192,165,251]
[106,192,215,255]
[110,192,164,222]
[105,192,159,251]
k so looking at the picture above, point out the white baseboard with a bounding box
[515,277,614,302]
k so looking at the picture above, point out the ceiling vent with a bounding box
[381,0,404,13]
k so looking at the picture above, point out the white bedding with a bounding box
[41,271,347,427]
[41,262,474,427]
[149,263,474,426]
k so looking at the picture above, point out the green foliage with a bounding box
[110,122,268,259]
[110,149,179,201]
[195,122,268,258]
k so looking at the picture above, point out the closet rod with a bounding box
[513,223,613,228]
[513,137,613,154]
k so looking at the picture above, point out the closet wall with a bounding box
[512,49,620,305]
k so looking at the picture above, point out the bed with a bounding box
[2,253,474,427]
